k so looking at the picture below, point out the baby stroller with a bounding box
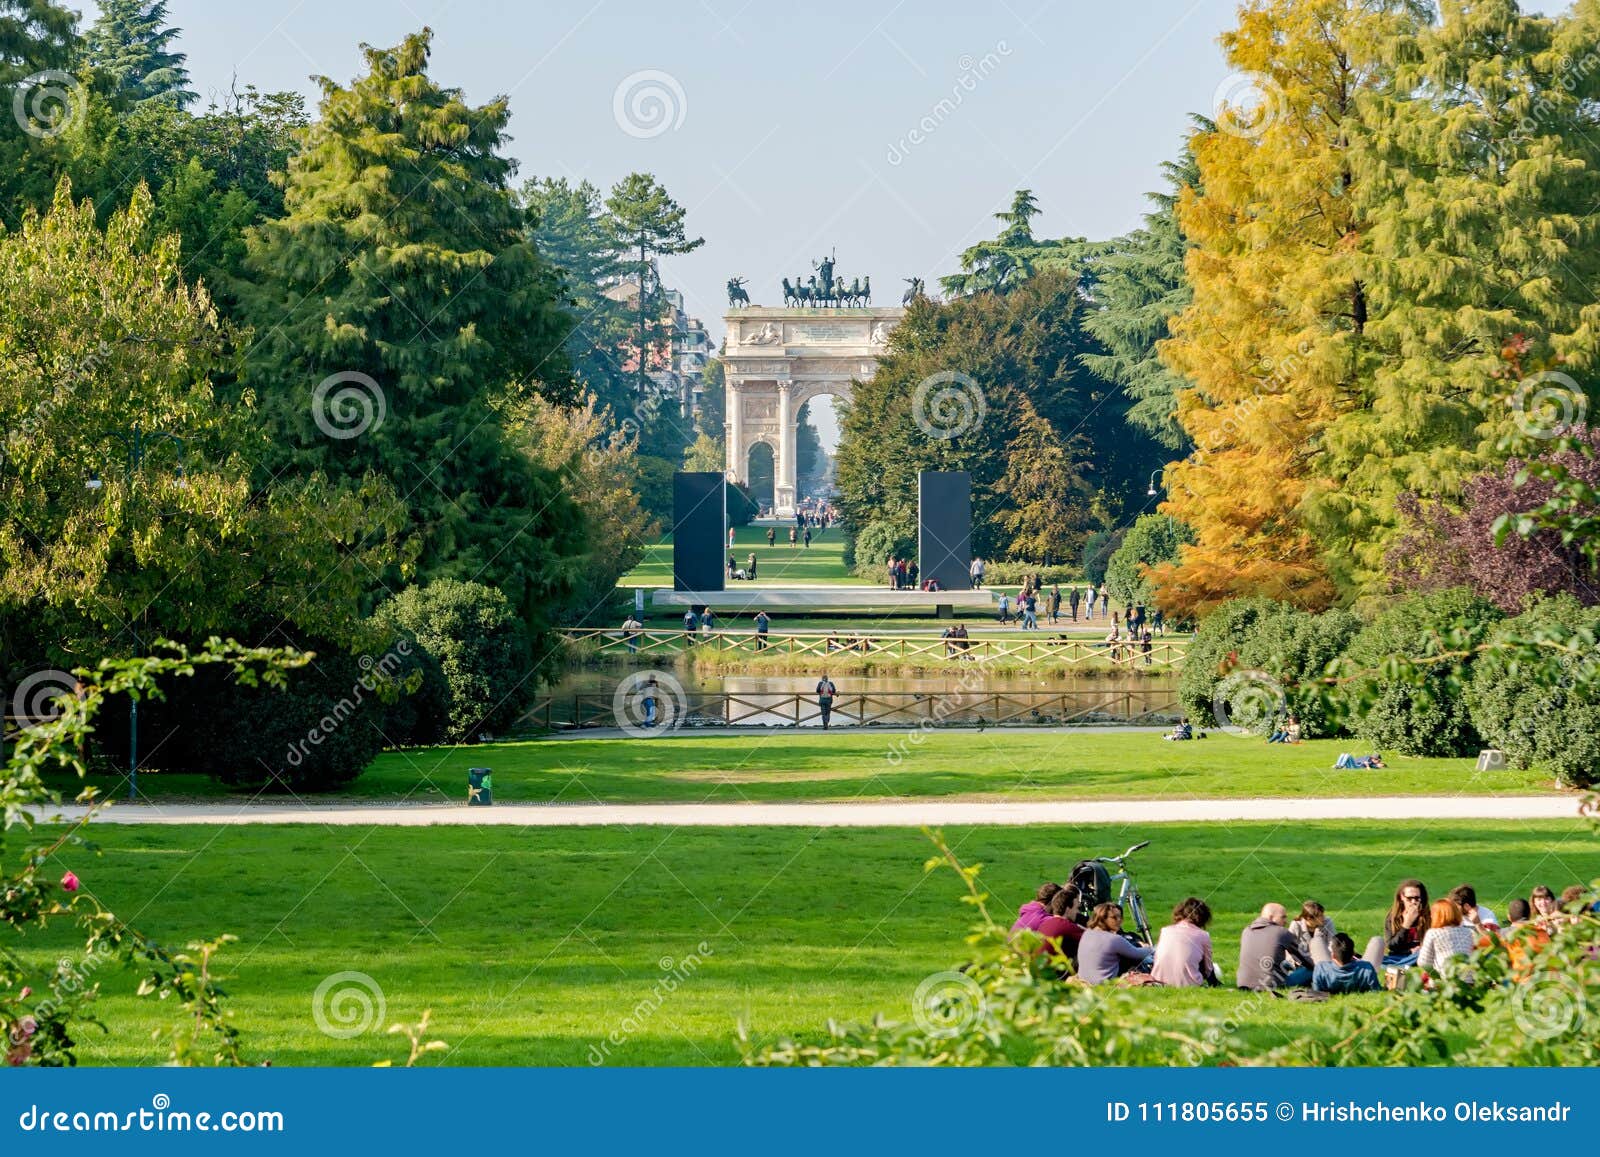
[1068,840,1153,946]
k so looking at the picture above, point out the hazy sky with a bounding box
[78,0,1569,442]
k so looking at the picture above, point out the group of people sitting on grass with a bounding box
[1011,878,1595,993]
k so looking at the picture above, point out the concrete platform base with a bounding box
[651,586,993,613]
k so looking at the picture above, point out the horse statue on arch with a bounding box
[727,277,750,308]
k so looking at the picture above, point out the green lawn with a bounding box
[20,820,1597,1065]
[62,732,1555,803]
[622,526,866,587]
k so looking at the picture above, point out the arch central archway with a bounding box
[746,441,775,513]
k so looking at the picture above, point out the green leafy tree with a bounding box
[1104,514,1196,606]
[835,272,1163,564]
[239,30,584,632]
[1081,130,1201,450]
[81,0,194,108]
[0,180,388,679]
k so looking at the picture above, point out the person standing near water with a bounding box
[816,672,837,729]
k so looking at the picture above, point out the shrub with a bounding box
[1178,597,1358,736]
[849,519,916,579]
[979,562,1082,587]
[1341,588,1504,757]
[127,644,387,792]
[1467,594,1600,787]
[375,580,532,742]
[1104,515,1195,606]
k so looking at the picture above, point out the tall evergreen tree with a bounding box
[1305,0,1600,590]
[941,188,1094,297]
[81,0,195,108]
[0,0,78,217]
[1081,128,1203,450]
[239,30,582,631]
[603,172,703,403]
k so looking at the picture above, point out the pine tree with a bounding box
[1305,0,1600,590]
[604,172,703,402]
[1152,0,1427,616]
[1081,128,1202,450]
[941,189,1093,297]
[82,0,195,108]
[240,30,582,629]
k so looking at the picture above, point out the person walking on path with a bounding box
[1022,591,1038,630]
[815,673,837,729]
[969,557,984,589]
[998,591,1012,625]
[887,557,898,590]
[767,527,776,548]
[754,610,770,651]
[1068,586,1081,621]
[803,526,812,549]
[1048,585,1061,625]
[789,526,797,546]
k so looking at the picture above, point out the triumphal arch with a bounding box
[722,294,904,518]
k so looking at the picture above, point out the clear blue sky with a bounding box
[84,0,1568,344]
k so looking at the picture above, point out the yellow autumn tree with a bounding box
[1151,0,1424,617]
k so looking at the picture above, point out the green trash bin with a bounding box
[468,767,493,807]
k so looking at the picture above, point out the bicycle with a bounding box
[1070,840,1154,946]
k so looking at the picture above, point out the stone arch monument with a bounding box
[723,304,903,518]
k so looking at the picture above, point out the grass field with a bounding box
[21,820,1597,1066]
[55,732,1555,803]
[622,527,867,587]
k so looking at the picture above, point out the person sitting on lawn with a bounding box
[1416,898,1477,976]
[1312,933,1380,994]
[1164,718,1195,742]
[1151,896,1220,987]
[1237,902,1315,990]
[1448,883,1499,932]
[1364,879,1429,968]
[1011,882,1060,935]
[1075,903,1153,984]
[1268,715,1302,744]
[1288,900,1336,964]
[1531,884,1562,927]
[1034,886,1087,972]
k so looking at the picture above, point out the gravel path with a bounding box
[35,795,1584,828]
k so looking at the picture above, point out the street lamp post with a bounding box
[86,423,186,800]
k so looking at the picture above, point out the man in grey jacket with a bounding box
[1237,902,1315,990]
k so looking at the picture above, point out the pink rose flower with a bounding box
[60,871,79,893]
